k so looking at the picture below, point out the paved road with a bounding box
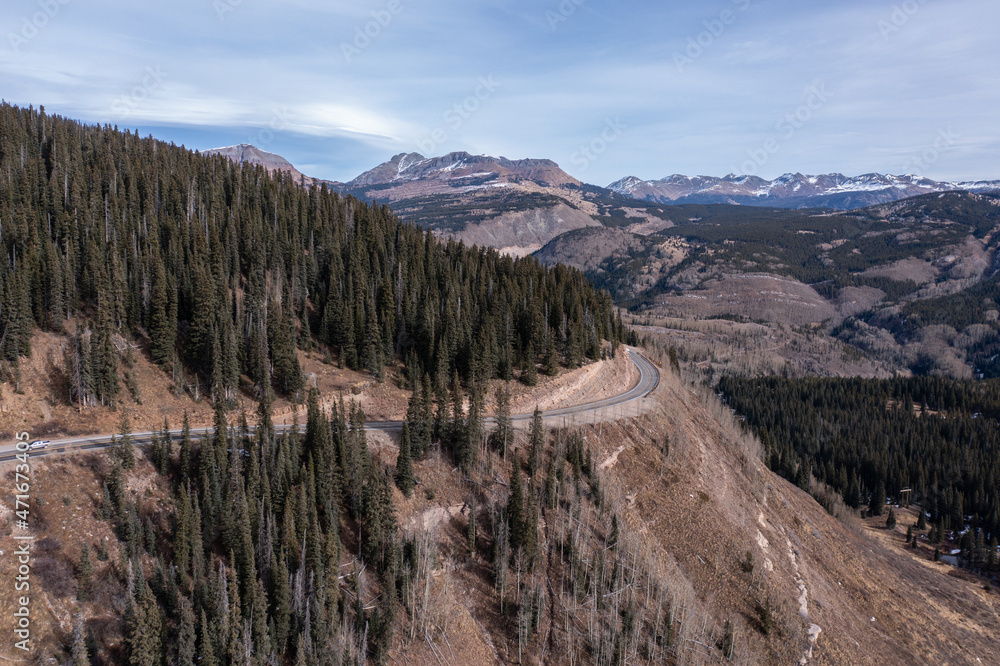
[0,346,659,463]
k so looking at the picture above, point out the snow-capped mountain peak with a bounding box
[345,151,580,192]
[607,172,1000,209]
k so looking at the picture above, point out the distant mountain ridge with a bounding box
[203,143,314,184]
[204,145,1000,257]
[341,150,581,198]
[203,146,600,255]
[609,172,1000,209]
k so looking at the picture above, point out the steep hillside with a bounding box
[0,102,634,666]
[535,227,688,300]
[0,103,624,430]
[4,348,997,665]
[599,358,1000,665]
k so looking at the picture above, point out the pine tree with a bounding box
[179,411,193,482]
[219,312,240,407]
[464,383,483,472]
[543,331,560,376]
[521,341,538,387]
[67,325,94,408]
[124,578,164,666]
[199,609,219,666]
[148,260,174,368]
[507,460,525,554]
[360,466,397,573]
[271,555,291,652]
[211,329,224,406]
[405,378,429,459]
[94,295,119,407]
[118,410,135,469]
[76,543,94,600]
[449,369,465,458]
[869,481,886,517]
[270,304,304,396]
[493,384,512,459]
[174,485,195,584]
[158,417,171,476]
[185,267,215,370]
[177,595,197,666]
[467,493,478,556]
[395,422,415,498]
[886,508,897,530]
[563,324,582,368]
[528,407,544,477]
[544,455,558,511]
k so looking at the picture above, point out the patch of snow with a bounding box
[439,159,467,173]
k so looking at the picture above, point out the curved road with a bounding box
[0,346,659,463]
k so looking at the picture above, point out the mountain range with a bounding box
[338,150,581,197]
[207,144,1000,228]
[609,172,1000,209]
[329,150,609,256]
[208,143,1000,213]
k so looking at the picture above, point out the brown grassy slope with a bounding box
[592,365,1000,665]
[0,327,633,441]
[2,342,997,664]
[383,358,999,664]
[0,451,167,663]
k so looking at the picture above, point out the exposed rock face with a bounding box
[455,202,600,257]
[345,151,581,197]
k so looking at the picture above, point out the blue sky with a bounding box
[1,0,997,184]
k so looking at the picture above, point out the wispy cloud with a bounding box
[0,0,996,183]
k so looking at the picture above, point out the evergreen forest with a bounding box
[0,103,648,664]
[718,374,1000,547]
[0,103,627,408]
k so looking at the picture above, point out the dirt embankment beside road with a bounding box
[1,329,637,441]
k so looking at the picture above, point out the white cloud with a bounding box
[0,0,996,183]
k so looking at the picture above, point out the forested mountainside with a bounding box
[718,374,1000,541]
[0,103,639,664]
[0,103,626,407]
[547,190,1000,379]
